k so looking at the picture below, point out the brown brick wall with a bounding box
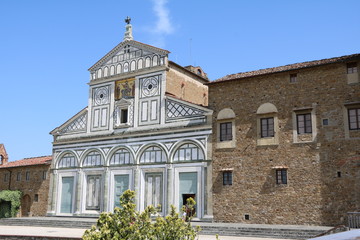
[0,164,51,217]
[209,61,360,226]
[166,68,208,106]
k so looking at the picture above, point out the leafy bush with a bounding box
[83,190,200,240]
[0,190,22,218]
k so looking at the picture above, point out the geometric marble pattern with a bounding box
[61,113,87,133]
[166,99,204,120]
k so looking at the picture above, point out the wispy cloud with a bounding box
[146,0,174,47]
[152,0,174,34]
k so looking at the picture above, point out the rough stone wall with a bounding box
[166,68,208,106]
[209,61,360,226]
[0,164,51,217]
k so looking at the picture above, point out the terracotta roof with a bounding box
[210,53,360,84]
[0,156,52,169]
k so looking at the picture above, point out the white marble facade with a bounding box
[47,23,213,220]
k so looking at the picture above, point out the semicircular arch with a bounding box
[56,150,79,169]
[137,143,168,164]
[170,140,206,163]
[106,146,135,166]
[80,149,105,167]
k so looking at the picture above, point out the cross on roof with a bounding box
[125,16,131,24]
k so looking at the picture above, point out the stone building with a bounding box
[0,152,52,217]
[47,19,213,219]
[208,54,360,226]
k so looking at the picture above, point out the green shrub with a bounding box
[83,190,200,240]
[0,190,22,218]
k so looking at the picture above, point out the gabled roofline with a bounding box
[165,94,212,113]
[208,53,360,85]
[88,40,170,72]
[50,107,87,135]
[168,61,209,83]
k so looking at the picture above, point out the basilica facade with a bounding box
[47,20,213,220]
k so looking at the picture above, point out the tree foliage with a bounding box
[83,190,200,240]
[0,190,22,218]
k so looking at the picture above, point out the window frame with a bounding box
[4,173,9,182]
[296,113,312,134]
[222,171,233,186]
[348,108,360,130]
[276,169,287,185]
[290,73,297,83]
[25,171,30,181]
[86,174,102,211]
[219,122,233,142]
[16,172,21,181]
[260,117,275,138]
[347,62,358,74]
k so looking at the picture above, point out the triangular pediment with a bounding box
[89,40,170,80]
[165,96,212,122]
[50,107,88,136]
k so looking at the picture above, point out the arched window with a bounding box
[152,55,158,66]
[173,143,204,161]
[130,60,136,71]
[138,59,143,69]
[145,57,151,68]
[256,103,279,145]
[140,146,167,163]
[104,67,109,77]
[97,68,102,79]
[110,148,134,165]
[110,65,115,75]
[123,62,129,73]
[58,153,77,168]
[116,64,122,74]
[83,151,103,167]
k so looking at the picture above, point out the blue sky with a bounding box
[1,0,359,161]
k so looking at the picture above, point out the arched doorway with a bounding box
[21,194,31,217]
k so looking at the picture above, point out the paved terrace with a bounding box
[0,217,336,239]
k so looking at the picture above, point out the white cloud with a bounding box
[152,0,174,34]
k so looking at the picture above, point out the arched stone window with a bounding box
[116,64,122,74]
[58,153,77,168]
[216,108,236,149]
[123,62,129,73]
[256,103,279,146]
[83,151,103,167]
[173,143,204,161]
[145,57,151,68]
[152,55,158,66]
[104,67,109,77]
[130,60,136,71]
[97,68,102,79]
[110,148,134,165]
[138,59,143,69]
[110,65,115,75]
[140,146,167,163]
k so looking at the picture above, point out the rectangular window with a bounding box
[261,117,274,138]
[25,171,30,181]
[145,173,163,212]
[16,172,21,181]
[121,109,128,123]
[34,194,39,202]
[347,62,358,74]
[348,108,360,130]
[276,169,287,185]
[42,171,47,180]
[223,171,233,185]
[86,175,102,210]
[220,122,232,141]
[297,113,312,134]
[4,173,9,182]
[290,74,297,83]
